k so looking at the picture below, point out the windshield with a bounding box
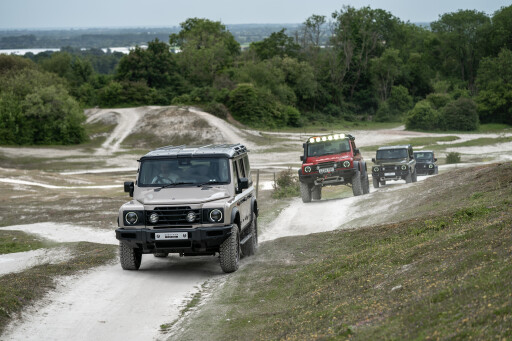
[138,157,230,187]
[414,152,433,160]
[376,149,408,159]
[307,139,351,157]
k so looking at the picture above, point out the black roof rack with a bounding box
[139,144,248,161]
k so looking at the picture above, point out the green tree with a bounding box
[250,29,300,60]
[375,85,413,122]
[476,48,512,124]
[371,48,402,101]
[489,5,512,54]
[405,100,441,130]
[431,10,491,92]
[170,18,240,87]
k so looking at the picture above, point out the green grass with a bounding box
[0,231,54,255]
[446,136,512,148]
[360,136,459,154]
[0,242,117,335]
[175,162,512,340]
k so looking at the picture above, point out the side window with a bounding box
[232,160,239,191]
[237,158,246,178]
[243,155,252,184]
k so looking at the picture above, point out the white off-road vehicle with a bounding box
[116,144,258,273]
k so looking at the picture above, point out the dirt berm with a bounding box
[169,162,512,340]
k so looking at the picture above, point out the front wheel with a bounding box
[300,182,312,203]
[373,176,380,189]
[220,225,240,273]
[352,170,363,196]
[119,242,142,270]
[362,174,370,194]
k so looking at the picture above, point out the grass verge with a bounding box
[0,231,54,255]
[174,162,512,340]
[0,242,117,335]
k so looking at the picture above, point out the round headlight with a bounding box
[429,164,433,168]
[149,213,159,223]
[186,211,196,223]
[343,161,351,168]
[209,209,223,222]
[401,165,407,170]
[373,166,379,172]
[304,166,311,173]
[125,212,138,225]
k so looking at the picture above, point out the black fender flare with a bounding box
[230,207,240,227]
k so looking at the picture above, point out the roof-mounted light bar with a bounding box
[308,134,347,143]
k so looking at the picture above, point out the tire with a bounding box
[312,186,322,200]
[351,170,363,196]
[373,176,380,189]
[412,168,418,182]
[405,172,412,183]
[242,213,258,256]
[154,253,169,258]
[362,174,370,194]
[119,241,142,270]
[300,182,312,203]
[220,225,240,273]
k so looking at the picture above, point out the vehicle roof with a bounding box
[139,144,248,160]
[377,145,411,150]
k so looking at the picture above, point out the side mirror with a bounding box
[238,177,249,192]
[300,155,304,161]
[124,181,134,197]
[434,158,438,162]
[372,158,376,163]
[354,148,360,155]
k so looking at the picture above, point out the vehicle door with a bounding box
[233,157,251,229]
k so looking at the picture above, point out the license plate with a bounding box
[319,167,335,174]
[155,232,188,240]
[384,172,395,176]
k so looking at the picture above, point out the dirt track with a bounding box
[1,106,511,340]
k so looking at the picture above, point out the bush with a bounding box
[446,152,461,164]
[272,168,300,198]
[442,97,479,131]
[405,100,441,130]
[203,101,229,119]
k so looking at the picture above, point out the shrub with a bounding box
[446,152,461,164]
[405,100,441,130]
[203,101,229,119]
[442,97,479,131]
[272,168,300,198]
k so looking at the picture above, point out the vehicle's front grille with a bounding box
[318,161,335,169]
[381,165,398,171]
[146,206,201,226]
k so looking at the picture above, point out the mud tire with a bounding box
[312,186,322,200]
[242,213,258,256]
[120,242,142,270]
[352,170,363,196]
[362,174,370,194]
[154,253,169,258]
[300,182,312,203]
[373,177,380,189]
[220,225,240,273]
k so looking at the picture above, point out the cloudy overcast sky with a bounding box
[0,0,509,29]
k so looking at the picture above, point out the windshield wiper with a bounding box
[155,182,194,190]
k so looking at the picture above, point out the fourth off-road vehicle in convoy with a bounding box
[414,150,438,175]
[115,144,257,273]
[298,133,370,202]
[371,145,417,188]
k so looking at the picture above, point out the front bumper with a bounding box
[416,163,436,175]
[372,169,410,181]
[299,168,356,186]
[115,225,234,254]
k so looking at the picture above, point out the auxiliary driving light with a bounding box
[186,211,196,223]
[149,213,159,224]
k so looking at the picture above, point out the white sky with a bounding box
[0,0,509,29]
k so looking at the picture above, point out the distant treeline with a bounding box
[0,5,511,145]
[0,24,303,49]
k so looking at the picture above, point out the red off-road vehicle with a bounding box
[298,133,369,203]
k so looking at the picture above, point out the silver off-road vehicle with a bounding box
[371,145,417,188]
[115,144,258,273]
